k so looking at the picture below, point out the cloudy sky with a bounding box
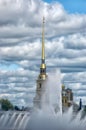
[0,0,86,107]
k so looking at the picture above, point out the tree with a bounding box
[14,105,20,111]
[0,98,13,111]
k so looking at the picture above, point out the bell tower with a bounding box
[34,17,47,108]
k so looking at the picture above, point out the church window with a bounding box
[39,83,41,89]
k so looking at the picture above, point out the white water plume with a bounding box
[40,69,62,114]
[0,69,86,130]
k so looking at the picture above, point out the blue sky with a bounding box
[0,64,19,71]
[44,0,86,13]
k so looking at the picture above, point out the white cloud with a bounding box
[0,0,86,106]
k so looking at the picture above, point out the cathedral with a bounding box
[34,17,47,108]
[34,17,74,111]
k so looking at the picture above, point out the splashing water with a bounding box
[41,70,62,114]
[0,69,86,130]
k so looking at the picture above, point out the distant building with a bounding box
[62,85,73,112]
[78,98,82,110]
[62,85,80,112]
[0,103,2,110]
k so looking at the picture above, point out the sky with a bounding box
[44,0,86,13]
[0,0,86,107]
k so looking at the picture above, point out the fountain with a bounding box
[0,17,86,130]
[0,70,86,130]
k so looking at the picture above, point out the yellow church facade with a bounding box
[62,85,73,111]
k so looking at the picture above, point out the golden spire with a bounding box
[42,16,45,62]
[40,16,46,77]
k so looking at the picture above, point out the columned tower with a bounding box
[34,17,47,108]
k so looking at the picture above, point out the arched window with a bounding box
[39,83,41,89]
